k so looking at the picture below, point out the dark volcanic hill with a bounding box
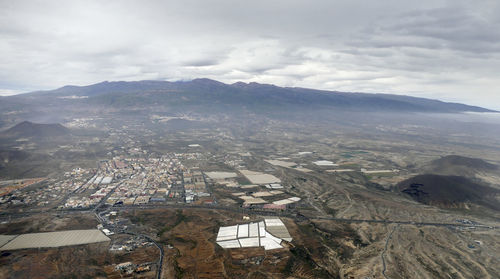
[10,79,495,113]
[0,121,70,139]
[397,174,499,210]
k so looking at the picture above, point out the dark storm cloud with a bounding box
[0,0,499,108]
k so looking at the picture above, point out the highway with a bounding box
[1,201,497,279]
[114,204,499,229]
[2,203,498,230]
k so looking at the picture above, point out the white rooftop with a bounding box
[205,171,238,180]
[0,230,110,251]
[265,218,285,227]
[239,237,260,248]
[240,170,281,184]
[101,177,113,184]
[217,239,241,248]
[272,197,301,205]
[216,218,292,251]
[216,225,238,241]
[313,160,338,167]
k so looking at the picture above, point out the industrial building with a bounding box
[0,230,110,251]
[313,160,338,167]
[216,218,292,250]
[239,170,281,184]
[100,176,113,184]
[272,197,301,205]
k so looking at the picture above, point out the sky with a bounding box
[1,0,500,109]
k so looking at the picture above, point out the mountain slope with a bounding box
[14,79,495,113]
[397,174,500,210]
[0,121,70,139]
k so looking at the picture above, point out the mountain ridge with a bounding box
[6,79,496,113]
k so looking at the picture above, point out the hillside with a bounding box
[429,155,497,173]
[0,121,70,139]
[0,149,57,178]
[12,79,494,113]
[420,155,500,180]
[397,174,499,210]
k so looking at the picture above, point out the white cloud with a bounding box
[1,0,500,109]
[0,88,23,96]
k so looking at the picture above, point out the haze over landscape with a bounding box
[1,1,499,279]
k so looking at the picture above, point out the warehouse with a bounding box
[313,160,338,167]
[215,218,292,250]
[272,197,301,205]
[0,230,110,251]
[239,195,267,205]
[252,190,283,197]
[0,235,17,248]
[239,170,281,184]
[205,171,238,180]
[100,176,113,184]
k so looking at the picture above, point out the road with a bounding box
[96,206,164,279]
[2,203,498,230]
[120,231,164,279]
[381,224,399,279]
[2,201,497,279]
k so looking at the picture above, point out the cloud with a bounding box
[0,88,23,96]
[0,0,500,109]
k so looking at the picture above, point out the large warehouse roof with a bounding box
[0,235,17,248]
[216,218,292,251]
[205,171,238,179]
[0,230,110,251]
[239,170,281,184]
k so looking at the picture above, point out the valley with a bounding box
[0,80,499,278]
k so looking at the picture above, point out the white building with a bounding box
[216,218,292,250]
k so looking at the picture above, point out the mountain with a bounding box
[425,155,498,177]
[397,174,499,210]
[13,79,495,113]
[0,121,70,139]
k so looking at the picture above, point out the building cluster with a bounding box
[64,155,190,208]
[64,117,96,128]
[1,151,218,211]
[64,161,119,208]
[107,157,185,205]
[109,235,152,252]
[0,168,94,209]
[223,154,246,169]
[0,177,46,197]
[184,170,210,203]
[232,189,301,209]
[115,261,153,275]
[206,170,301,210]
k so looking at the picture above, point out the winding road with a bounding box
[2,201,497,279]
[96,206,164,279]
[381,224,399,279]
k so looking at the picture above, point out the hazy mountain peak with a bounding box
[1,121,70,139]
[9,79,497,113]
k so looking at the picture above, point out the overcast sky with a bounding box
[1,0,500,109]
